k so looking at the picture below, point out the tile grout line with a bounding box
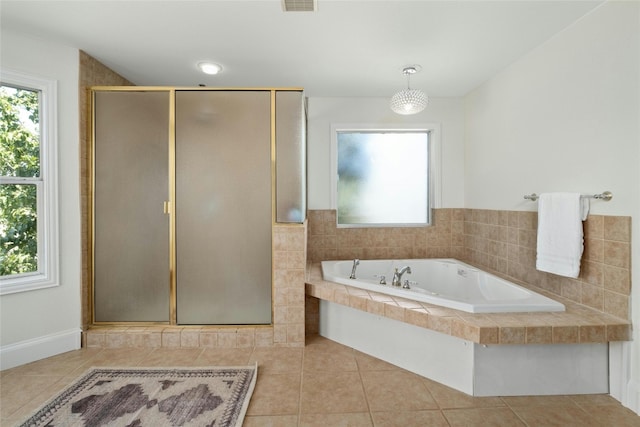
[353,348,376,426]
[297,342,306,425]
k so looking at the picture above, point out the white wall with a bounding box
[464,1,640,411]
[307,97,465,209]
[0,30,82,368]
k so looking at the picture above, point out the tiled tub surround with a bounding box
[307,209,631,322]
[464,209,631,321]
[84,222,307,348]
[307,209,466,262]
[305,263,630,345]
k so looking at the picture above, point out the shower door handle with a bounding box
[163,201,171,214]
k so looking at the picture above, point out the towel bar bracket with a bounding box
[524,191,613,202]
[594,191,613,201]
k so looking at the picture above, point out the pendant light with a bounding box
[390,65,428,115]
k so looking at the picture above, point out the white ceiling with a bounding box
[1,0,604,97]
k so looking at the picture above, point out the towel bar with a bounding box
[524,191,613,202]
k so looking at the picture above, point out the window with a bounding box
[331,124,440,227]
[0,69,58,294]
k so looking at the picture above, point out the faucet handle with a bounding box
[379,275,386,285]
[402,279,411,289]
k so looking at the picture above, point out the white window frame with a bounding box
[0,69,59,294]
[330,123,442,227]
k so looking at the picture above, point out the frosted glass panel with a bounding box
[94,91,170,322]
[337,131,430,226]
[275,91,306,223]
[175,91,272,325]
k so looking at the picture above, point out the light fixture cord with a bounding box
[405,70,412,90]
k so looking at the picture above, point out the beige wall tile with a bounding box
[237,329,256,348]
[525,326,552,344]
[604,241,630,268]
[583,238,604,262]
[366,299,386,316]
[607,324,631,341]
[604,291,629,319]
[552,326,579,343]
[218,330,238,348]
[255,328,275,347]
[603,265,631,295]
[604,216,631,242]
[451,320,481,342]
[384,304,405,322]
[499,327,525,344]
[518,211,537,230]
[85,331,106,348]
[105,332,127,348]
[429,316,452,335]
[581,283,604,311]
[405,309,430,329]
[584,215,604,239]
[580,325,606,343]
[199,331,219,348]
[287,324,305,346]
[180,330,200,348]
[560,279,581,301]
[162,330,181,348]
[349,295,368,312]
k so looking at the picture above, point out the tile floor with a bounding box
[1,334,639,426]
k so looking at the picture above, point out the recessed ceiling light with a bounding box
[197,62,222,75]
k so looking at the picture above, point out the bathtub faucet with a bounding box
[392,266,412,287]
[349,259,360,279]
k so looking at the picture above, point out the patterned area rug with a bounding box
[19,364,257,427]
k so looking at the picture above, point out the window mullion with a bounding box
[0,177,42,184]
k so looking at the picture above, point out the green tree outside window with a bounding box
[0,85,40,276]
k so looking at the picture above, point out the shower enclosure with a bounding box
[91,87,306,325]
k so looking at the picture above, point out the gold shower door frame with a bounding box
[89,86,303,326]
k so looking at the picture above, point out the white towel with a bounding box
[535,192,589,278]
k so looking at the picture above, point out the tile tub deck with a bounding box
[305,262,631,345]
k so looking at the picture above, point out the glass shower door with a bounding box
[93,91,171,322]
[175,90,272,325]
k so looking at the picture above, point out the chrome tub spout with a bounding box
[392,266,412,287]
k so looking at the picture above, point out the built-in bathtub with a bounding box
[312,259,611,397]
[321,258,565,314]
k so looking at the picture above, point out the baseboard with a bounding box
[626,379,640,415]
[0,328,82,370]
[609,340,640,415]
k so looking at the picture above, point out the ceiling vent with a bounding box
[282,0,316,12]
